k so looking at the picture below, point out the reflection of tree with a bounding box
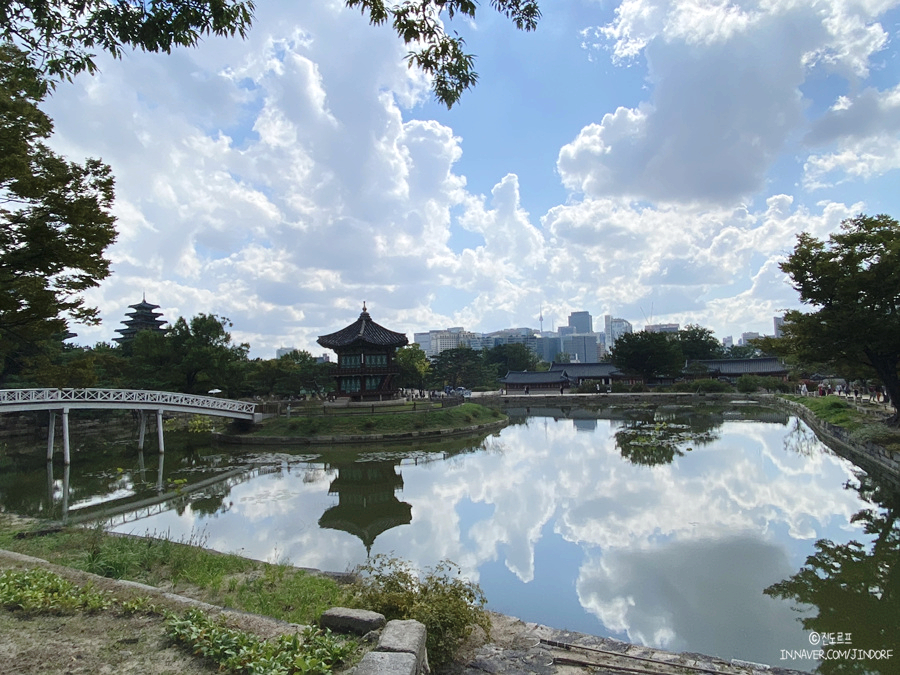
[782,418,821,457]
[765,472,900,674]
[615,420,719,467]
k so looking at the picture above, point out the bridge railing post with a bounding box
[47,410,56,460]
[156,409,165,455]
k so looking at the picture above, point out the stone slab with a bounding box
[378,619,428,672]
[355,651,418,675]
[319,607,385,635]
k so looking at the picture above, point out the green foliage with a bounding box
[677,325,725,360]
[348,555,490,666]
[395,344,431,389]
[736,375,791,393]
[1,0,254,84]
[428,347,496,389]
[779,214,900,424]
[0,44,116,383]
[166,608,354,674]
[610,331,684,383]
[346,0,540,107]
[484,343,541,375]
[672,378,732,393]
[0,568,111,613]
[188,415,214,433]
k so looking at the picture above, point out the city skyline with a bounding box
[45,0,900,359]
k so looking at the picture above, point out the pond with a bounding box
[1,402,897,673]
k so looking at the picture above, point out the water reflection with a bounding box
[1,404,891,671]
[765,470,900,674]
[318,461,412,554]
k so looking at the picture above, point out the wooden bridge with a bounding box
[0,388,258,464]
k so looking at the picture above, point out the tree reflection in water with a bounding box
[765,471,900,674]
[614,411,721,467]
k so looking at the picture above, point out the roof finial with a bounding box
[363,301,367,312]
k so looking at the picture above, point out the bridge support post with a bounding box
[62,407,71,465]
[47,410,56,460]
[138,411,147,450]
[156,409,165,454]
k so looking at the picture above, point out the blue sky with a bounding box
[45,0,900,358]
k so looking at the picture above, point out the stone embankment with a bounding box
[778,397,900,483]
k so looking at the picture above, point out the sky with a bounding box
[44,0,900,359]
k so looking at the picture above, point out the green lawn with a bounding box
[247,402,505,437]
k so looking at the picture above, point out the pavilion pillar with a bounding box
[156,409,165,454]
[47,410,56,460]
[62,407,71,465]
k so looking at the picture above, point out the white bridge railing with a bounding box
[0,388,255,418]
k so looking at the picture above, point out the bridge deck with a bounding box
[0,388,256,420]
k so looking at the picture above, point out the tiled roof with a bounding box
[317,306,409,349]
[552,362,620,378]
[500,371,569,385]
[688,357,788,375]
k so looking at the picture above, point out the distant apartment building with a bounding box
[568,311,593,334]
[722,336,733,349]
[774,316,784,338]
[276,347,296,358]
[604,315,633,350]
[644,323,680,333]
[739,332,761,346]
[535,336,562,363]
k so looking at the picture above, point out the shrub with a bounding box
[672,379,732,393]
[348,555,490,667]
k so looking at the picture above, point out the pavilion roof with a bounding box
[317,304,409,350]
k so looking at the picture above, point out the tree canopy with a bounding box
[778,214,900,424]
[0,43,116,382]
[2,0,540,107]
[609,330,684,383]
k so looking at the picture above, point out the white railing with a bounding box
[0,388,255,417]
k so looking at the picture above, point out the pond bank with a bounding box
[0,547,813,675]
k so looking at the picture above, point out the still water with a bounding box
[2,403,896,672]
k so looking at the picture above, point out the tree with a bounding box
[677,324,724,361]
[484,343,540,375]
[167,314,248,395]
[3,0,540,108]
[428,347,490,389]
[395,344,430,389]
[609,331,684,383]
[0,44,116,383]
[779,214,900,424]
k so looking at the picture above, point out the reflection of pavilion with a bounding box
[318,461,412,555]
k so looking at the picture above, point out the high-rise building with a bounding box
[645,323,680,333]
[739,332,761,346]
[604,315,633,350]
[723,335,733,349]
[276,347,296,358]
[563,334,599,363]
[568,311,593,334]
[774,316,784,338]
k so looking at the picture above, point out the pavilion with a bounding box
[317,303,408,401]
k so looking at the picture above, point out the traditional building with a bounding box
[317,303,408,401]
[113,296,168,344]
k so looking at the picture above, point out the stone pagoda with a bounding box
[317,303,408,401]
[113,296,168,344]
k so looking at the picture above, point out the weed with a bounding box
[347,555,490,667]
[0,568,111,614]
[165,607,354,674]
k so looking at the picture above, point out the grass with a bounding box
[0,518,494,669]
[0,524,346,627]
[781,394,900,453]
[249,402,504,437]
